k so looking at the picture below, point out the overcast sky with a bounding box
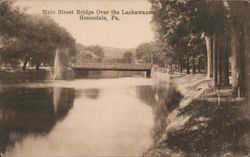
[14,0,154,49]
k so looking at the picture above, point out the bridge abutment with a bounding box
[146,70,151,78]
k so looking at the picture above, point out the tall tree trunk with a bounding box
[213,31,230,88]
[192,57,196,74]
[36,55,41,70]
[198,57,201,73]
[239,22,246,96]
[217,34,230,87]
[36,62,40,70]
[213,33,218,88]
[179,59,183,73]
[186,57,190,74]
[231,23,244,96]
[243,20,250,119]
[231,24,240,93]
[217,33,223,87]
[217,33,222,86]
[220,35,230,87]
[170,64,173,71]
[22,58,30,71]
[205,36,213,78]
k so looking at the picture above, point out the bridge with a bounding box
[71,63,153,77]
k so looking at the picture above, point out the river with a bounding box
[0,77,176,156]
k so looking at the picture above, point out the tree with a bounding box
[150,0,229,81]
[0,1,76,70]
[225,1,250,95]
[243,14,250,119]
[122,51,134,63]
[136,43,153,63]
[225,1,250,118]
[136,42,165,66]
[85,45,104,62]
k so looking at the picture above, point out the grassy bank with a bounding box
[145,74,250,157]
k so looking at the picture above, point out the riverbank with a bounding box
[0,68,53,83]
[0,67,144,83]
[145,73,250,157]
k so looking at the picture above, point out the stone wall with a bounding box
[151,65,171,81]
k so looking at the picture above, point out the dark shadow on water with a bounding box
[74,70,144,79]
[136,83,183,143]
[0,87,75,153]
[76,88,100,99]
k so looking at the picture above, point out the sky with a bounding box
[14,0,155,49]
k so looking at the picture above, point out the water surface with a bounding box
[0,77,172,156]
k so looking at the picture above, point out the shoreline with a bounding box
[145,71,250,157]
[171,74,211,107]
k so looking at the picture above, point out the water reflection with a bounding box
[84,88,100,99]
[53,88,75,120]
[75,88,100,100]
[0,77,173,156]
[136,83,182,143]
[74,70,144,79]
[0,87,75,153]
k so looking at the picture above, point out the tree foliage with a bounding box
[122,51,134,63]
[135,41,165,66]
[84,45,104,59]
[0,1,76,69]
[150,0,250,95]
[150,0,211,71]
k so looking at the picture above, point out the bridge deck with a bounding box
[72,63,152,71]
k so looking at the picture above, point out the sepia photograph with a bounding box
[1,0,250,156]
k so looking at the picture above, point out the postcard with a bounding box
[1,0,250,157]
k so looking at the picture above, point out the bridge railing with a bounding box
[75,56,152,64]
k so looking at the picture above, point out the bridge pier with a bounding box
[146,70,151,78]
